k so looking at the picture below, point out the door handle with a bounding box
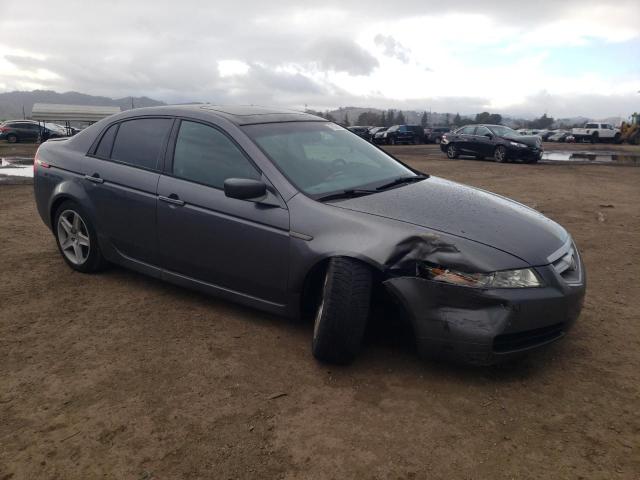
[84,174,104,184]
[159,194,185,206]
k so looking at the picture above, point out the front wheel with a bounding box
[389,137,396,145]
[494,145,508,163]
[591,132,599,144]
[54,201,108,273]
[7,134,17,143]
[312,257,372,364]
[446,144,459,159]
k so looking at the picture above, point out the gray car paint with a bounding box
[34,105,586,364]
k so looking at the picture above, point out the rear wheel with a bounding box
[312,257,372,364]
[389,137,396,145]
[591,132,599,144]
[494,145,508,163]
[446,144,459,159]
[7,134,17,143]
[614,132,621,144]
[434,137,442,144]
[54,201,108,273]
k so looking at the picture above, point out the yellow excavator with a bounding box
[620,112,640,145]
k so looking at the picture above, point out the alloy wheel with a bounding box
[447,144,457,158]
[57,210,90,265]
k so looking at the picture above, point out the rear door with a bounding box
[83,117,173,265]
[156,119,290,304]
[456,126,477,154]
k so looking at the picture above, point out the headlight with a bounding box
[509,141,527,148]
[419,264,543,288]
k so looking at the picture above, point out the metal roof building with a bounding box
[31,103,121,123]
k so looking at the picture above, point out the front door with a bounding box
[156,119,290,305]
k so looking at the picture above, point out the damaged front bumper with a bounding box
[384,263,585,365]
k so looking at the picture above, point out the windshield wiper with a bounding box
[375,174,428,191]
[316,188,378,202]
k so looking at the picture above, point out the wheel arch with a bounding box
[298,253,386,318]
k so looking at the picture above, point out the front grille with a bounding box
[493,323,564,353]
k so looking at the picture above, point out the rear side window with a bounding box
[585,123,598,129]
[110,118,172,170]
[94,124,118,158]
[172,120,260,189]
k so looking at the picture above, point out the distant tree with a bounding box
[420,111,428,127]
[343,113,350,127]
[475,111,502,125]
[386,109,396,127]
[380,111,387,126]
[357,111,382,126]
[445,113,451,126]
[529,113,554,129]
[453,113,462,126]
[396,110,406,124]
[323,110,336,122]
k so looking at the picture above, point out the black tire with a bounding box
[53,200,108,273]
[614,132,621,144]
[591,132,598,144]
[434,137,441,144]
[312,257,372,364]
[494,145,508,163]
[446,144,459,159]
[7,134,17,143]
[389,137,396,145]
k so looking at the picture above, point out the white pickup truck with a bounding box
[571,122,621,143]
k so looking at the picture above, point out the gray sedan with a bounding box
[33,105,585,365]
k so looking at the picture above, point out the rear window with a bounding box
[110,118,173,170]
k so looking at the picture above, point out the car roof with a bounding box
[108,104,327,126]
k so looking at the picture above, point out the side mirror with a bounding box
[224,178,267,200]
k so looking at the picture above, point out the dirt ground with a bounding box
[1,144,639,479]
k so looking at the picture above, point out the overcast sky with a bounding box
[1,0,638,118]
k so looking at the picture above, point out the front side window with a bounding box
[488,125,518,138]
[111,118,173,170]
[244,122,416,197]
[172,121,260,189]
[475,126,492,136]
[460,126,476,135]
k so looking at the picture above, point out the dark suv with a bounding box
[380,125,423,145]
[347,126,372,140]
[423,127,450,144]
[0,120,42,143]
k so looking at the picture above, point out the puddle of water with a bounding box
[541,151,640,166]
[0,166,33,177]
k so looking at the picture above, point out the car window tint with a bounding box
[476,126,491,136]
[111,118,172,170]
[94,124,118,158]
[172,121,260,188]
[460,126,476,135]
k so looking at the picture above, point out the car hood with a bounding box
[330,177,568,266]
[505,135,541,147]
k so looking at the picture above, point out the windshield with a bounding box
[488,125,518,138]
[244,122,416,196]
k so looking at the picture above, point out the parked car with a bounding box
[372,127,388,144]
[441,124,543,163]
[347,125,372,140]
[378,124,423,145]
[0,120,42,143]
[423,127,450,144]
[33,105,585,366]
[571,122,621,143]
[548,130,570,142]
[367,126,386,142]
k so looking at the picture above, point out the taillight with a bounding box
[0,126,9,132]
[33,147,50,173]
